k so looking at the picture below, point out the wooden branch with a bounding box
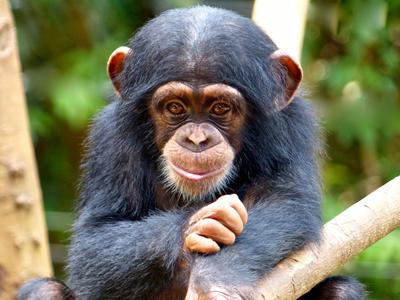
[256,176,400,299]
[0,0,52,298]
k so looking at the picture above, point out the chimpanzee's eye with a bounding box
[166,101,186,115]
[210,102,231,116]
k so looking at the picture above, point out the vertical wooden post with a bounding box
[0,0,52,298]
[252,0,309,62]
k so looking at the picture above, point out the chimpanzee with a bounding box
[19,6,365,300]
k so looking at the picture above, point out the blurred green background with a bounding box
[11,0,400,298]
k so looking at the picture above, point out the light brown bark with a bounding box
[0,0,52,299]
[252,0,309,62]
[256,176,400,299]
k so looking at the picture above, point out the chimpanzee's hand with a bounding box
[184,194,248,254]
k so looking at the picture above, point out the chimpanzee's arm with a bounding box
[67,210,190,299]
[68,193,248,300]
[188,171,322,298]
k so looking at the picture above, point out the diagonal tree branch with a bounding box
[256,176,400,299]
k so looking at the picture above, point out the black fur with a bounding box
[19,6,365,300]
[299,276,366,300]
[18,278,75,300]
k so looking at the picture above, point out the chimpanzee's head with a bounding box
[106,7,302,199]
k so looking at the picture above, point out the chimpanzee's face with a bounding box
[149,81,247,198]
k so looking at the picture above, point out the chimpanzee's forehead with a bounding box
[129,6,275,56]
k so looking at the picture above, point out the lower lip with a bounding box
[169,163,224,181]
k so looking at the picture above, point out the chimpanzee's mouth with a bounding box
[169,162,226,181]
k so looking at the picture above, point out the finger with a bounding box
[191,218,236,245]
[184,233,220,254]
[202,202,244,236]
[220,194,248,225]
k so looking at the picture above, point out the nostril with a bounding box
[199,140,209,149]
[179,135,210,152]
[177,124,221,151]
[185,136,194,146]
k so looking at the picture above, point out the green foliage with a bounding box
[49,47,109,129]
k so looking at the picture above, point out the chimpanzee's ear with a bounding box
[270,50,303,110]
[107,46,132,96]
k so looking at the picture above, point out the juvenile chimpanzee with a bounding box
[19,6,365,300]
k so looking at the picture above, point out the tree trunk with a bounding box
[0,0,52,299]
[252,0,309,61]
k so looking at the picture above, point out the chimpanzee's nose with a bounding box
[176,123,221,152]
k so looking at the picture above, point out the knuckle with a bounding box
[212,207,224,217]
[230,197,242,207]
[199,218,224,236]
[217,194,238,203]
[184,233,197,249]
[185,232,197,242]
[200,203,220,218]
[217,194,230,201]
[197,219,213,234]
[215,202,230,213]
[229,193,240,201]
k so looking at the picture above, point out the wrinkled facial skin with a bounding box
[149,82,247,199]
